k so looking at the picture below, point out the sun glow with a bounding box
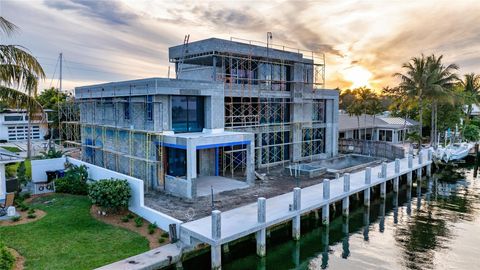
[343,66,373,88]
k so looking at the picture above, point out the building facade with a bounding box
[339,113,418,144]
[0,109,51,142]
[75,37,339,198]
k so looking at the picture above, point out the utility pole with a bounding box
[59,53,63,92]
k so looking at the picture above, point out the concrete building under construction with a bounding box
[74,37,339,199]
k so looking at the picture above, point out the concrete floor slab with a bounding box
[196,176,249,197]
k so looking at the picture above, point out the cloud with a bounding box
[44,0,139,25]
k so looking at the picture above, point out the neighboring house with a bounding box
[339,113,418,144]
[0,109,52,142]
[0,147,23,201]
[75,37,339,199]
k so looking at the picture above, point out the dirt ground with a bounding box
[90,205,170,249]
[145,167,329,222]
[9,248,25,270]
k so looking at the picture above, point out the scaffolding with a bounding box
[172,36,328,177]
[60,36,332,186]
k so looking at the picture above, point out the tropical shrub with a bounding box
[55,163,89,195]
[39,148,64,159]
[134,217,143,227]
[88,179,131,213]
[463,124,480,142]
[0,242,15,270]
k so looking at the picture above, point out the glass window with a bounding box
[172,96,204,133]
[4,115,23,121]
[167,148,186,177]
[124,97,130,120]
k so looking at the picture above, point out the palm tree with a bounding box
[346,102,362,140]
[0,17,45,157]
[395,55,429,149]
[356,87,375,140]
[461,73,480,124]
[367,97,384,140]
[424,55,458,148]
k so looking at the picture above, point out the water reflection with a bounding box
[184,167,480,270]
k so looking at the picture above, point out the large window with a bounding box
[167,148,186,177]
[172,96,204,133]
[379,129,393,142]
[4,115,23,122]
[312,99,326,122]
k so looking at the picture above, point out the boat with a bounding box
[435,142,474,163]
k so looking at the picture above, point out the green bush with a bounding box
[463,124,480,142]
[161,232,169,238]
[88,179,131,213]
[126,213,134,219]
[134,217,143,227]
[10,216,20,222]
[27,214,36,219]
[148,222,158,230]
[27,208,36,215]
[158,237,166,244]
[121,216,130,223]
[148,228,155,235]
[0,242,15,270]
[55,164,89,195]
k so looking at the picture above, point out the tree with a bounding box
[424,55,458,148]
[462,124,480,142]
[367,97,384,140]
[346,102,362,139]
[461,73,480,124]
[395,54,458,149]
[37,87,68,129]
[0,17,45,158]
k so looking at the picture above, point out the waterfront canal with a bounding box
[181,165,480,269]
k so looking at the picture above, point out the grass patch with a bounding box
[0,194,149,270]
[1,146,21,153]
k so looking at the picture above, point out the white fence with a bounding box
[30,156,182,232]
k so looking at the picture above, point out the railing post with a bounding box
[395,158,400,174]
[408,154,413,169]
[342,174,350,217]
[211,210,222,270]
[292,188,301,240]
[322,179,330,225]
[381,162,387,179]
[365,167,371,184]
[256,198,266,257]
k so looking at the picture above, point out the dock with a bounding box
[180,149,433,269]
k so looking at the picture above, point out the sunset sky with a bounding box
[2,0,479,92]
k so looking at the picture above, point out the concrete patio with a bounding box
[196,176,249,197]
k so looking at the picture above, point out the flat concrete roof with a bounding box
[163,130,254,149]
[169,38,312,64]
[75,77,223,99]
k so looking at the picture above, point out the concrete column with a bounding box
[418,151,423,165]
[417,168,422,179]
[322,179,330,224]
[406,185,412,216]
[407,171,413,186]
[379,199,385,233]
[343,173,350,193]
[395,158,400,174]
[292,187,301,240]
[342,174,350,217]
[426,164,432,177]
[408,154,413,169]
[380,182,386,199]
[428,148,433,161]
[211,210,221,270]
[256,198,266,257]
[0,164,5,200]
[246,140,255,185]
[342,197,349,217]
[186,140,197,199]
[321,225,329,268]
[381,162,387,178]
[364,188,371,207]
[323,179,330,200]
[363,206,370,241]
[341,217,350,259]
[365,167,371,184]
[393,177,399,193]
[393,192,399,224]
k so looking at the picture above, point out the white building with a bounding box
[339,113,419,144]
[0,109,52,142]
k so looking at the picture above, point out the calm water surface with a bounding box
[183,166,480,269]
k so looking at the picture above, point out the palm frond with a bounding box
[0,17,19,37]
